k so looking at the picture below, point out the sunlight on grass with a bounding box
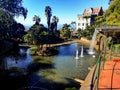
[30,45,38,50]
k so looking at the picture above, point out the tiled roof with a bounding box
[83,7,102,16]
[92,7,101,15]
[83,8,92,16]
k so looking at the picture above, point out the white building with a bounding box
[76,14,91,30]
[76,7,103,30]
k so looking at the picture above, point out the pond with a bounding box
[0,43,98,90]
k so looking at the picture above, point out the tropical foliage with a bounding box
[95,0,120,25]
[24,6,61,45]
[77,25,95,40]
[77,28,83,39]
[0,9,26,40]
[23,24,48,45]
[0,0,28,19]
[0,0,27,40]
[0,9,14,39]
[60,24,71,40]
[105,0,120,25]
[94,15,106,26]
[33,15,41,25]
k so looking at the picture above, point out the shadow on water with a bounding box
[25,74,80,90]
[0,73,28,90]
[0,72,80,90]
[0,47,32,90]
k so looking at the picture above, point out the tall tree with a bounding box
[51,16,59,32]
[45,6,52,30]
[33,15,41,25]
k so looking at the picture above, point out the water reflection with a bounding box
[0,43,98,90]
[27,43,98,90]
[38,43,98,81]
[1,48,33,71]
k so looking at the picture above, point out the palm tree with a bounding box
[33,15,41,25]
[51,16,59,32]
[45,6,52,30]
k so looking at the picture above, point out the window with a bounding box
[82,23,84,26]
[86,23,88,26]
[78,17,81,20]
[78,23,81,26]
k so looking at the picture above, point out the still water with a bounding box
[0,43,98,90]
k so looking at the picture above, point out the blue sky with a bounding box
[15,0,109,26]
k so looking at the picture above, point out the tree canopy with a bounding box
[0,9,15,39]
[94,0,120,26]
[0,0,28,19]
[0,0,27,40]
[105,0,120,25]
[60,24,71,40]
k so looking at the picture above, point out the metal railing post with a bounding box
[96,56,102,90]
[110,41,113,60]
[90,55,102,90]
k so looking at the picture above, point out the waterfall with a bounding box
[80,45,84,57]
[88,29,98,54]
[75,49,79,59]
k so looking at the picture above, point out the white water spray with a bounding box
[80,45,84,57]
[88,30,98,54]
[75,49,79,59]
